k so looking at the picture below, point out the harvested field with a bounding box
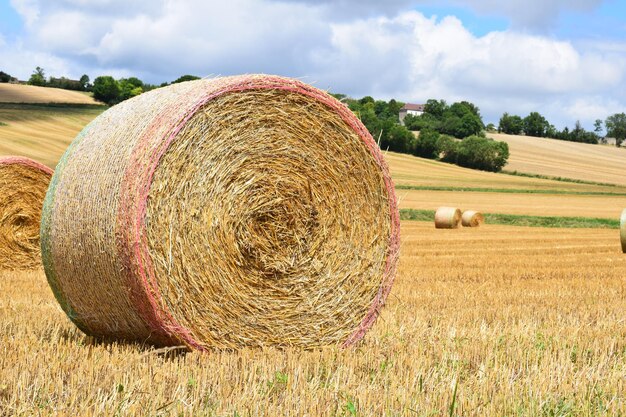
[398,188,626,219]
[0,84,99,105]
[386,152,626,194]
[0,105,104,168]
[1,222,625,416]
[489,133,626,186]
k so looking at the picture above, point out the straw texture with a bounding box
[434,207,462,229]
[0,156,53,270]
[619,209,626,253]
[41,75,400,350]
[461,210,484,227]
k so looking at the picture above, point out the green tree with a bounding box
[523,112,549,137]
[437,135,457,161]
[118,77,144,101]
[451,136,509,172]
[403,112,439,131]
[424,99,447,118]
[498,113,523,135]
[79,74,90,90]
[359,96,375,106]
[593,119,603,135]
[546,124,558,138]
[173,75,201,84]
[605,113,626,146]
[0,71,12,83]
[412,128,440,159]
[92,76,121,105]
[387,99,403,119]
[28,66,46,86]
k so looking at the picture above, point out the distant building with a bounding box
[399,103,425,125]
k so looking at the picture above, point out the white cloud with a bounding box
[450,0,604,30]
[0,43,72,79]
[4,0,626,129]
[10,0,40,27]
[320,10,626,126]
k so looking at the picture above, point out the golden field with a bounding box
[0,84,98,105]
[397,189,626,219]
[1,89,626,415]
[1,223,625,416]
[0,105,103,168]
[489,133,626,186]
[386,152,626,193]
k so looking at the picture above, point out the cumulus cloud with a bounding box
[451,0,604,31]
[321,11,625,125]
[4,0,626,128]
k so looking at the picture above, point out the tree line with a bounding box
[6,67,625,149]
[337,95,509,172]
[498,111,626,147]
[4,66,510,172]
[10,67,201,106]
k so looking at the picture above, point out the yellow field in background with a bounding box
[386,152,626,193]
[398,189,626,219]
[0,106,102,168]
[2,222,624,415]
[0,84,98,105]
[490,132,626,186]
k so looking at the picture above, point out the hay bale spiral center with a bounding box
[146,89,392,347]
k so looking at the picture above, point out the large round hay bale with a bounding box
[0,156,53,270]
[621,209,626,253]
[41,75,400,350]
[461,210,484,227]
[434,207,462,229]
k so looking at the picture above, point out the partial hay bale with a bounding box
[434,206,462,229]
[41,75,400,350]
[461,210,484,227]
[0,156,53,270]
[621,209,626,253]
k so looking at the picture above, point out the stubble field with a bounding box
[0,87,625,416]
[1,223,625,416]
[488,133,626,186]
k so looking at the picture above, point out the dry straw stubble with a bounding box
[619,209,626,253]
[434,206,462,229]
[41,75,400,350]
[461,210,484,227]
[0,156,53,270]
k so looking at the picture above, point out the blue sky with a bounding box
[1,0,625,130]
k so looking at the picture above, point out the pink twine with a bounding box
[0,156,54,176]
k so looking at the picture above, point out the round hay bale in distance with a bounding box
[461,210,484,227]
[41,75,400,350]
[434,206,462,229]
[621,209,626,254]
[0,156,53,270]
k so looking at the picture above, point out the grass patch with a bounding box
[0,121,7,126]
[501,170,619,188]
[400,209,620,229]
[396,184,626,196]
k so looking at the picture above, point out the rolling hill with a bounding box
[0,83,99,105]
[488,132,626,186]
